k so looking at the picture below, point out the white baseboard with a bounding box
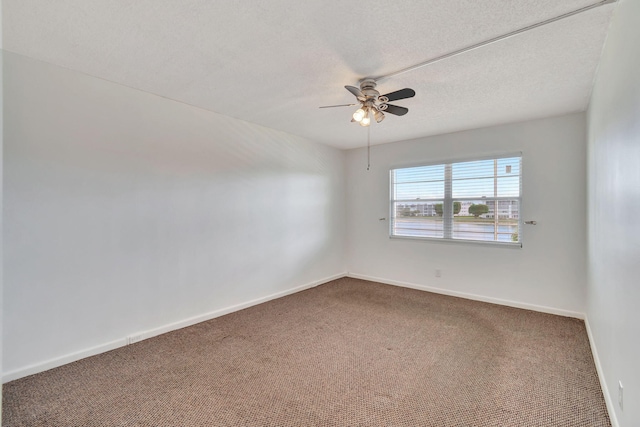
[2,272,348,383]
[2,338,128,384]
[6,272,615,426]
[131,272,347,345]
[347,273,585,319]
[584,316,619,427]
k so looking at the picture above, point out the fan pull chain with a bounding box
[367,125,371,171]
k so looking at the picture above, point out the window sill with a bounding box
[389,235,522,248]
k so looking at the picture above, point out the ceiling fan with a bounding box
[320,79,415,126]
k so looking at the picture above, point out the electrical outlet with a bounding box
[618,381,624,410]
[435,269,442,278]
[127,333,145,345]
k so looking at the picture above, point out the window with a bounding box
[390,155,522,246]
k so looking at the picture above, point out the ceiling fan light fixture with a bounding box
[373,108,385,123]
[352,108,365,122]
[360,109,371,126]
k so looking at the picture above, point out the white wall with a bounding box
[1,2,5,418]
[346,113,587,316]
[3,52,346,380]
[586,0,640,425]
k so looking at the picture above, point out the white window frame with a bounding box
[389,153,523,247]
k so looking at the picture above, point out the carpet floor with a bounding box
[3,278,610,426]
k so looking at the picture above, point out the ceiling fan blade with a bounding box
[380,88,416,102]
[319,103,357,109]
[345,85,365,100]
[384,104,409,116]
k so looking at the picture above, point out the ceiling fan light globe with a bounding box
[353,108,365,122]
[360,117,371,126]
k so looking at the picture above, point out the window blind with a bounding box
[390,155,522,245]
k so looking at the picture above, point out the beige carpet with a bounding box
[3,278,610,426]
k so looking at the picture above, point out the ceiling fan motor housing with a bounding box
[359,79,380,100]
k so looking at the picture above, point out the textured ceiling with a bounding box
[3,0,615,149]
